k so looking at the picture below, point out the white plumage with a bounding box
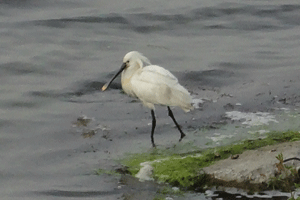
[102,51,193,147]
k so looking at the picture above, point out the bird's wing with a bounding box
[130,65,192,111]
[133,65,178,86]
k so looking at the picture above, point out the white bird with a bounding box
[102,51,193,147]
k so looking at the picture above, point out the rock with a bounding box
[135,161,154,182]
[203,141,300,185]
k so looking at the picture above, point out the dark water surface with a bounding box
[1,0,300,199]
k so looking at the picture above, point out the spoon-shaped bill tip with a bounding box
[102,83,108,91]
[101,63,126,92]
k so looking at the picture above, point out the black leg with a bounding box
[150,109,156,147]
[167,106,186,141]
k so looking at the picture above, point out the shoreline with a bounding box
[117,130,300,194]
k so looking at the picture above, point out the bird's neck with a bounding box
[121,63,141,97]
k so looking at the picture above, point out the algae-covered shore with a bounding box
[93,127,300,200]
[120,130,300,191]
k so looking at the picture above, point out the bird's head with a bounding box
[102,51,151,91]
[123,51,151,69]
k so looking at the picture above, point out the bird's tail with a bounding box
[170,86,194,112]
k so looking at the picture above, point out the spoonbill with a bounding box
[102,51,193,147]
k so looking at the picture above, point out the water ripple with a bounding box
[31,4,300,32]
[0,62,51,76]
[33,14,129,28]
[35,189,121,197]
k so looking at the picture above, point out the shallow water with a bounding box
[1,0,300,199]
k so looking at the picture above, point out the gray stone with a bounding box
[203,141,300,184]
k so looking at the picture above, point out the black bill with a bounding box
[102,63,126,91]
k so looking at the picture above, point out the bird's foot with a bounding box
[179,133,186,142]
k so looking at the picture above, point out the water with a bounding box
[1,0,300,199]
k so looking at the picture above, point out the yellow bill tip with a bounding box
[102,84,108,91]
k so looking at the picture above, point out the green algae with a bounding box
[121,147,195,175]
[121,130,300,189]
